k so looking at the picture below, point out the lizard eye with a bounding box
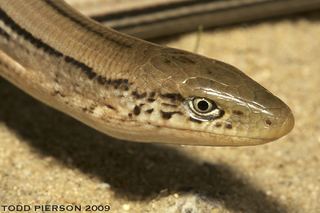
[193,98,215,113]
[186,97,223,121]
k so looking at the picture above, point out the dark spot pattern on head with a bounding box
[160,93,184,102]
[232,110,244,116]
[161,103,178,108]
[147,98,156,103]
[145,109,154,114]
[132,91,147,99]
[106,104,116,111]
[219,110,225,118]
[149,91,156,98]
[133,105,141,115]
[225,123,233,129]
[160,111,182,119]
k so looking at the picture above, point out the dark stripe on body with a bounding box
[44,0,132,48]
[0,9,63,58]
[0,9,106,83]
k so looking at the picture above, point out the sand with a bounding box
[0,8,319,213]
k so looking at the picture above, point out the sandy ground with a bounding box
[0,7,319,213]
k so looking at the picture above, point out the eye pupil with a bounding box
[197,100,209,111]
[187,97,221,121]
[192,97,217,113]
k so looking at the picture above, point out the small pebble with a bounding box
[99,183,110,189]
[122,204,130,211]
